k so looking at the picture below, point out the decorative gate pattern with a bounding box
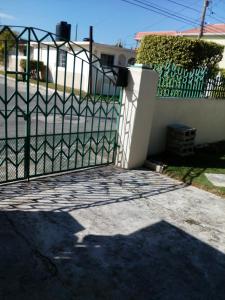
[0,26,121,184]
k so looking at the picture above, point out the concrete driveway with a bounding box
[0,167,225,299]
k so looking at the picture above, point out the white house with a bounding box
[135,23,225,69]
[7,40,136,94]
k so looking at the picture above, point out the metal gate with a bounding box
[0,26,122,184]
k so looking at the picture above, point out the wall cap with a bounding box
[131,63,154,70]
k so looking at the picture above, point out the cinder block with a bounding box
[166,124,196,157]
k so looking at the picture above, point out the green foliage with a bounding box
[218,68,225,79]
[20,59,45,72]
[136,35,224,70]
[0,28,17,64]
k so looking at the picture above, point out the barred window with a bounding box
[100,54,114,67]
[57,49,66,67]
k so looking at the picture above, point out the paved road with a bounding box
[0,76,119,138]
[0,167,225,299]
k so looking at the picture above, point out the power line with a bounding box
[134,0,202,25]
[122,0,201,45]
[207,0,225,25]
[207,13,225,24]
[143,0,225,30]
[162,0,200,13]
[121,0,198,26]
[143,0,225,29]
[124,0,225,45]
[121,0,225,39]
[122,3,189,42]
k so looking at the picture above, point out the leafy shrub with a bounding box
[136,35,224,70]
[20,59,45,72]
[0,28,17,64]
[218,68,225,79]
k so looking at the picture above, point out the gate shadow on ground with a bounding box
[0,168,186,212]
[1,210,225,300]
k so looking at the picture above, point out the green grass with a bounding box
[0,70,84,95]
[0,70,120,102]
[150,142,225,198]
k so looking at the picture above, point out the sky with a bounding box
[1,0,225,48]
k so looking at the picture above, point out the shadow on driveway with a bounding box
[1,210,225,300]
[0,168,186,212]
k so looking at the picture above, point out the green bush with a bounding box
[20,59,45,72]
[136,35,224,70]
[0,28,17,64]
[218,68,225,79]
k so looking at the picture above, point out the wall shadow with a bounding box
[1,210,225,299]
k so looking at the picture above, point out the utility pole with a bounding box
[199,0,210,38]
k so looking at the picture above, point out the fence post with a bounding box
[115,65,159,169]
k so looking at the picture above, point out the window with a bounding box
[22,46,27,57]
[118,54,126,66]
[100,54,114,67]
[128,57,135,66]
[57,49,67,67]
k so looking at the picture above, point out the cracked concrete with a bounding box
[0,167,225,299]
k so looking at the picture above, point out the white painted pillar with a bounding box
[116,65,159,169]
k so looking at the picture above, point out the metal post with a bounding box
[25,27,31,180]
[24,113,31,180]
[25,40,29,81]
[89,25,93,95]
[75,24,78,41]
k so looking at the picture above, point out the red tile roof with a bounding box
[135,31,178,40]
[182,23,225,35]
[135,24,225,41]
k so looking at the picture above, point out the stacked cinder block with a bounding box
[166,124,196,157]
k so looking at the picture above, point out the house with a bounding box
[7,40,135,94]
[135,23,225,69]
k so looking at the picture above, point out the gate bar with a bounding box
[89,25,93,95]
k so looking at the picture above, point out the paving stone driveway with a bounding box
[0,167,225,300]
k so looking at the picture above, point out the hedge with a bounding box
[20,59,45,72]
[0,29,17,63]
[136,35,224,70]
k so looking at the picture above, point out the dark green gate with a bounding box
[0,26,122,184]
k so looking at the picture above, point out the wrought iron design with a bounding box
[154,63,208,98]
[0,25,121,184]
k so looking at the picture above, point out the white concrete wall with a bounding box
[116,66,158,169]
[148,97,225,155]
[7,55,26,72]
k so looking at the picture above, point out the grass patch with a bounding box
[0,70,120,102]
[0,70,84,95]
[150,141,225,198]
